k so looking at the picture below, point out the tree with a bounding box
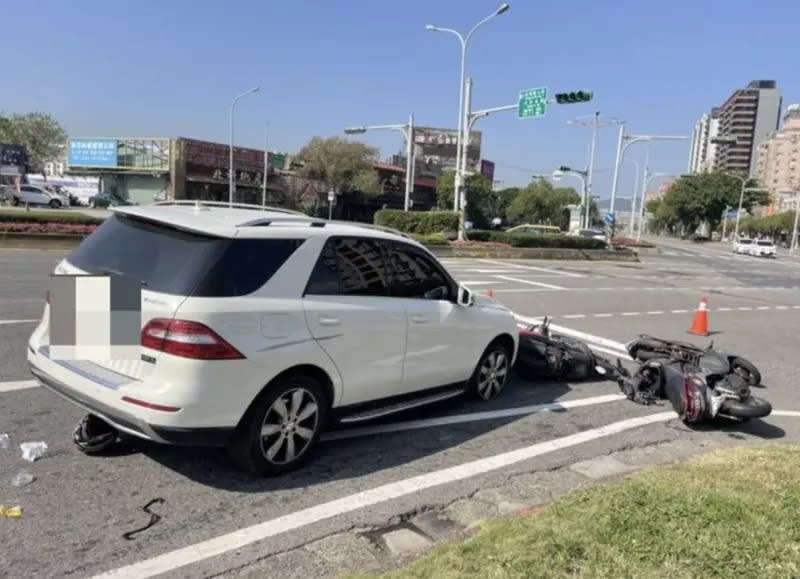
[351,167,382,195]
[506,178,580,230]
[295,136,380,194]
[435,170,494,228]
[0,112,67,172]
[654,171,770,234]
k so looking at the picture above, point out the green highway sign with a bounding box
[517,87,548,119]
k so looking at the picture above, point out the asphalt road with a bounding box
[1,242,799,578]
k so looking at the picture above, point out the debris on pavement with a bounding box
[123,498,165,540]
[0,505,22,518]
[0,433,9,449]
[20,441,48,462]
[10,471,36,488]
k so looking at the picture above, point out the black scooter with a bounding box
[619,335,771,422]
[515,317,617,381]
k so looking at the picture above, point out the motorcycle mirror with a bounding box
[595,366,608,375]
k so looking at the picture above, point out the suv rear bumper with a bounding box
[29,362,234,447]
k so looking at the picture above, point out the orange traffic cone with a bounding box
[688,297,709,336]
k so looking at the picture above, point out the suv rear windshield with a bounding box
[67,214,304,296]
[757,240,774,246]
[738,239,752,244]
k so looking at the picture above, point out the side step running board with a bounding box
[338,388,464,424]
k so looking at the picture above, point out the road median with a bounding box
[428,245,639,261]
[0,232,87,250]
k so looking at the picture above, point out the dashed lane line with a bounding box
[532,304,800,320]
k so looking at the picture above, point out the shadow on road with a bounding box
[131,374,585,492]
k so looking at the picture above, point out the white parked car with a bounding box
[733,238,753,254]
[28,201,519,475]
[12,184,70,208]
[751,239,777,258]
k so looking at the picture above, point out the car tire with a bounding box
[468,340,511,401]
[227,373,328,476]
[11,196,19,206]
[49,199,62,209]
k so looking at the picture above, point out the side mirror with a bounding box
[424,286,449,301]
[457,285,474,307]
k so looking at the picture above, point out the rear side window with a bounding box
[68,214,303,296]
[305,237,389,297]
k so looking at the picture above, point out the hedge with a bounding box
[466,229,606,249]
[0,210,105,226]
[374,209,459,235]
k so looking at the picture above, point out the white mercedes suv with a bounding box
[27,201,519,475]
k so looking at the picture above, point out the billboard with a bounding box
[0,143,27,168]
[68,139,118,167]
[480,159,495,182]
[411,126,481,176]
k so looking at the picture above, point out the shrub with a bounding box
[411,232,450,246]
[374,209,459,235]
[0,210,104,226]
[0,221,98,235]
[506,234,606,249]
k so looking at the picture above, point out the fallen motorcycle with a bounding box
[515,317,617,381]
[618,335,771,423]
[626,334,762,387]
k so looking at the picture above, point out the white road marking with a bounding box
[757,306,771,310]
[459,281,499,286]
[671,309,689,314]
[90,411,677,579]
[717,307,732,312]
[773,410,800,418]
[0,380,39,393]
[477,259,585,277]
[562,314,587,319]
[465,268,516,274]
[323,394,627,441]
[738,307,753,311]
[494,275,566,290]
[621,312,640,316]
[646,310,665,315]
[0,319,38,325]
[593,313,614,318]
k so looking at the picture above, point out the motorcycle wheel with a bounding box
[730,357,761,386]
[719,396,772,419]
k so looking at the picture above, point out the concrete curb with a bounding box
[427,246,640,262]
[0,232,86,250]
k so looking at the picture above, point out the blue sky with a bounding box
[5,0,799,198]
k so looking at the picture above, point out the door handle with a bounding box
[318,316,341,327]
[410,315,428,324]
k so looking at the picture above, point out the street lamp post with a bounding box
[791,197,800,255]
[426,3,510,237]
[268,123,269,207]
[568,113,623,229]
[608,126,688,238]
[636,172,681,240]
[344,113,415,211]
[229,87,260,207]
[552,167,588,228]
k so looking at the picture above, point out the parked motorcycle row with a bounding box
[515,318,772,425]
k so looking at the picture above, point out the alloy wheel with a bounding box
[477,350,509,400]
[259,388,319,465]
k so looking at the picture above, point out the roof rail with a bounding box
[237,216,322,227]
[151,200,308,216]
[326,220,413,240]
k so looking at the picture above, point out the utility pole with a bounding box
[262,122,269,207]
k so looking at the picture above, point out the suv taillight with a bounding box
[141,318,245,360]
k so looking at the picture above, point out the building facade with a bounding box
[712,80,782,176]
[688,108,720,173]
[755,104,800,203]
